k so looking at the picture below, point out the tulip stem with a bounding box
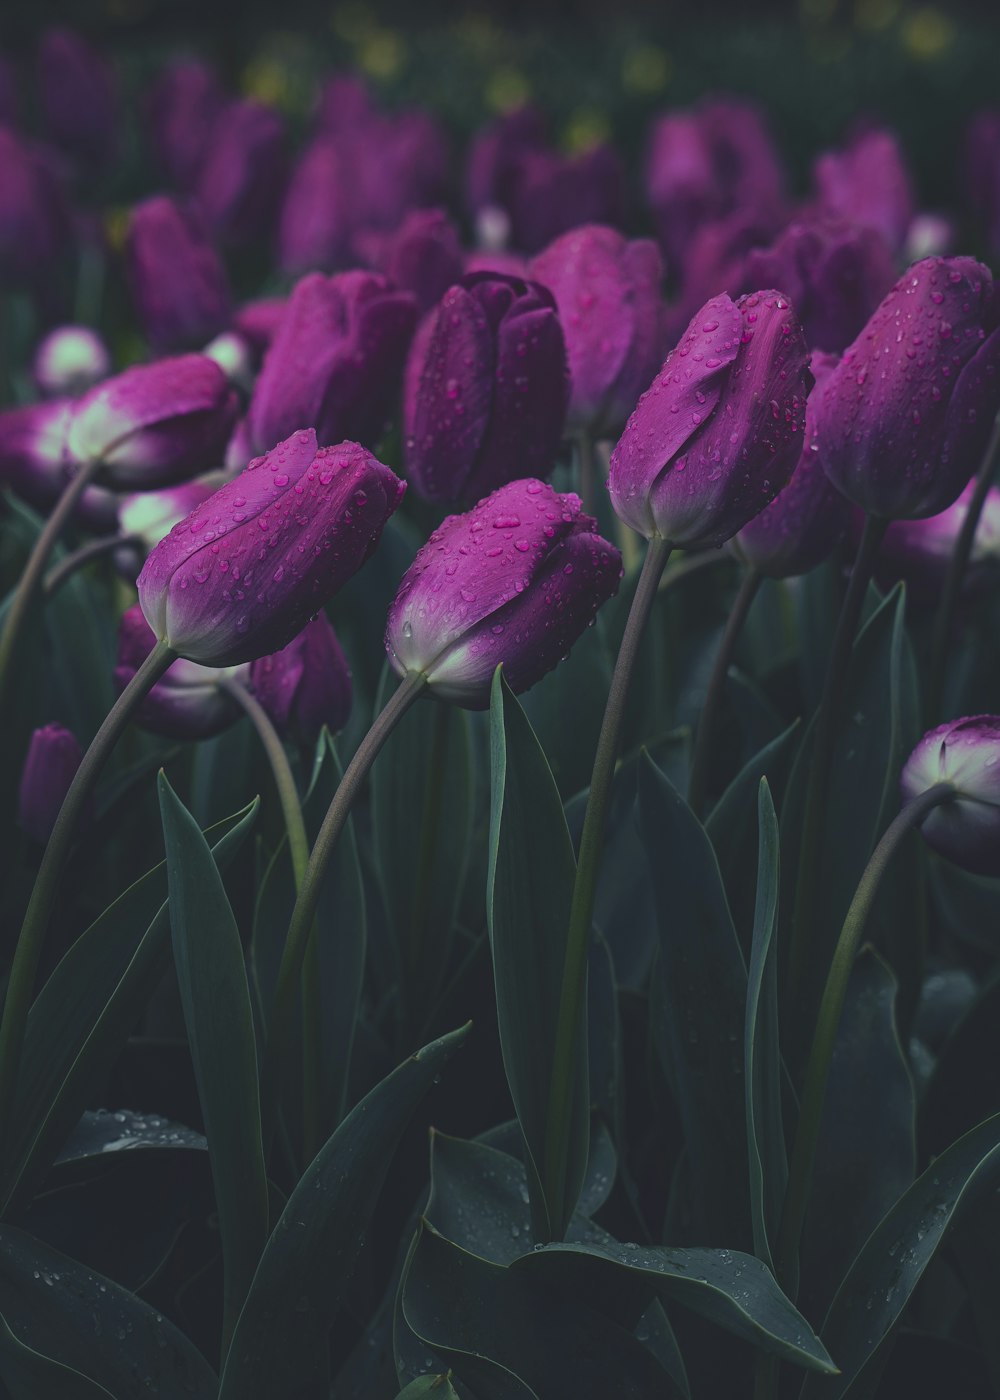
[404,699,451,1025]
[43,533,143,599]
[260,669,428,1152]
[687,565,763,818]
[786,514,888,1020]
[543,535,672,1238]
[575,432,597,516]
[0,639,176,1147]
[0,458,103,725]
[775,781,956,1298]
[927,409,1000,723]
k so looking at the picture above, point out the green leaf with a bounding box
[393,1374,461,1399]
[638,751,750,1247]
[0,1312,116,1399]
[515,1239,835,1374]
[0,1224,218,1399]
[745,779,785,1273]
[158,774,269,1344]
[487,670,586,1240]
[2,800,258,1215]
[799,1113,1000,1400]
[219,1024,470,1400]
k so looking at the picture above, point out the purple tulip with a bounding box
[465,105,547,220]
[731,351,849,577]
[244,271,415,460]
[144,59,224,191]
[360,208,465,316]
[0,399,118,532]
[137,428,404,666]
[402,272,568,503]
[314,74,375,135]
[66,354,239,490]
[530,224,664,434]
[278,137,353,275]
[609,289,811,547]
[871,479,1000,604]
[233,297,288,359]
[125,196,231,352]
[813,257,1000,520]
[901,716,1000,876]
[662,207,777,347]
[116,603,248,739]
[32,325,111,398]
[0,126,69,287]
[18,723,88,843]
[194,98,287,247]
[813,128,915,253]
[741,219,896,354]
[385,478,621,707]
[37,27,118,173]
[507,144,627,254]
[249,612,352,744]
[354,111,450,237]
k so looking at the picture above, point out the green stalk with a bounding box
[259,670,427,1149]
[542,536,671,1237]
[926,410,1000,723]
[0,640,176,1142]
[0,458,103,722]
[404,699,451,1015]
[43,533,142,599]
[687,565,762,818]
[775,781,956,1297]
[786,514,889,1012]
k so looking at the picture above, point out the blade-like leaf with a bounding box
[393,1375,461,1399]
[487,669,586,1240]
[0,1312,116,1399]
[219,1024,470,1400]
[158,775,269,1343]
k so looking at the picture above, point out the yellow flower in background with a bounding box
[358,29,405,80]
[901,6,954,58]
[621,45,672,95]
[565,108,611,154]
[854,0,900,32]
[487,68,531,113]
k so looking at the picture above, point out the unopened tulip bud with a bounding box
[385,478,621,707]
[125,196,231,352]
[144,58,224,190]
[115,604,248,739]
[814,127,914,252]
[0,126,69,287]
[38,27,118,173]
[249,612,352,744]
[0,399,118,532]
[872,480,1000,604]
[194,98,287,247]
[18,723,88,842]
[32,325,111,398]
[901,716,1000,876]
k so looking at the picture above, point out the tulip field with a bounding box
[3,4,1000,1397]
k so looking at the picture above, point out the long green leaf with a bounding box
[394,1375,461,1400]
[487,670,586,1240]
[0,1313,116,1399]
[158,774,269,1346]
[219,1024,470,1400]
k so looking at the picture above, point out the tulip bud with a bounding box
[741,219,896,354]
[730,351,848,577]
[18,723,88,843]
[38,27,118,173]
[0,399,118,533]
[233,297,287,359]
[66,354,239,490]
[144,58,224,190]
[278,137,353,275]
[115,604,248,739]
[314,74,375,135]
[138,428,404,666]
[403,272,568,503]
[901,716,1000,876]
[363,208,465,316]
[609,289,811,547]
[194,98,287,247]
[871,479,1000,604]
[386,478,621,707]
[352,110,450,236]
[507,144,627,254]
[466,105,548,220]
[814,128,914,253]
[125,196,231,352]
[32,325,111,398]
[0,126,69,288]
[530,224,664,434]
[813,257,1000,520]
[249,612,352,744]
[245,271,416,458]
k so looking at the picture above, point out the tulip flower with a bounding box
[609,289,811,547]
[115,604,248,739]
[730,351,848,577]
[0,126,69,288]
[871,479,1000,604]
[249,612,352,744]
[813,257,1000,520]
[314,74,375,135]
[385,478,621,706]
[507,144,627,254]
[66,354,239,490]
[244,271,416,460]
[17,723,87,842]
[901,717,1000,876]
[37,27,118,173]
[741,219,896,354]
[194,98,287,247]
[360,208,465,316]
[32,325,111,398]
[125,196,231,352]
[0,399,118,532]
[403,272,568,503]
[465,105,547,224]
[530,225,663,434]
[144,58,224,191]
[278,137,353,274]
[138,428,404,666]
[813,127,915,253]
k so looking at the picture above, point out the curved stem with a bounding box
[0,459,102,721]
[405,700,451,1003]
[260,670,428,1149]
[786,514,889,1013]
[43,533,143,600]
[542,536,672,1238]
[687,565,762,818]
[775,781,956,1295]
[927,411,1000,723]
[0,640,175,1141]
